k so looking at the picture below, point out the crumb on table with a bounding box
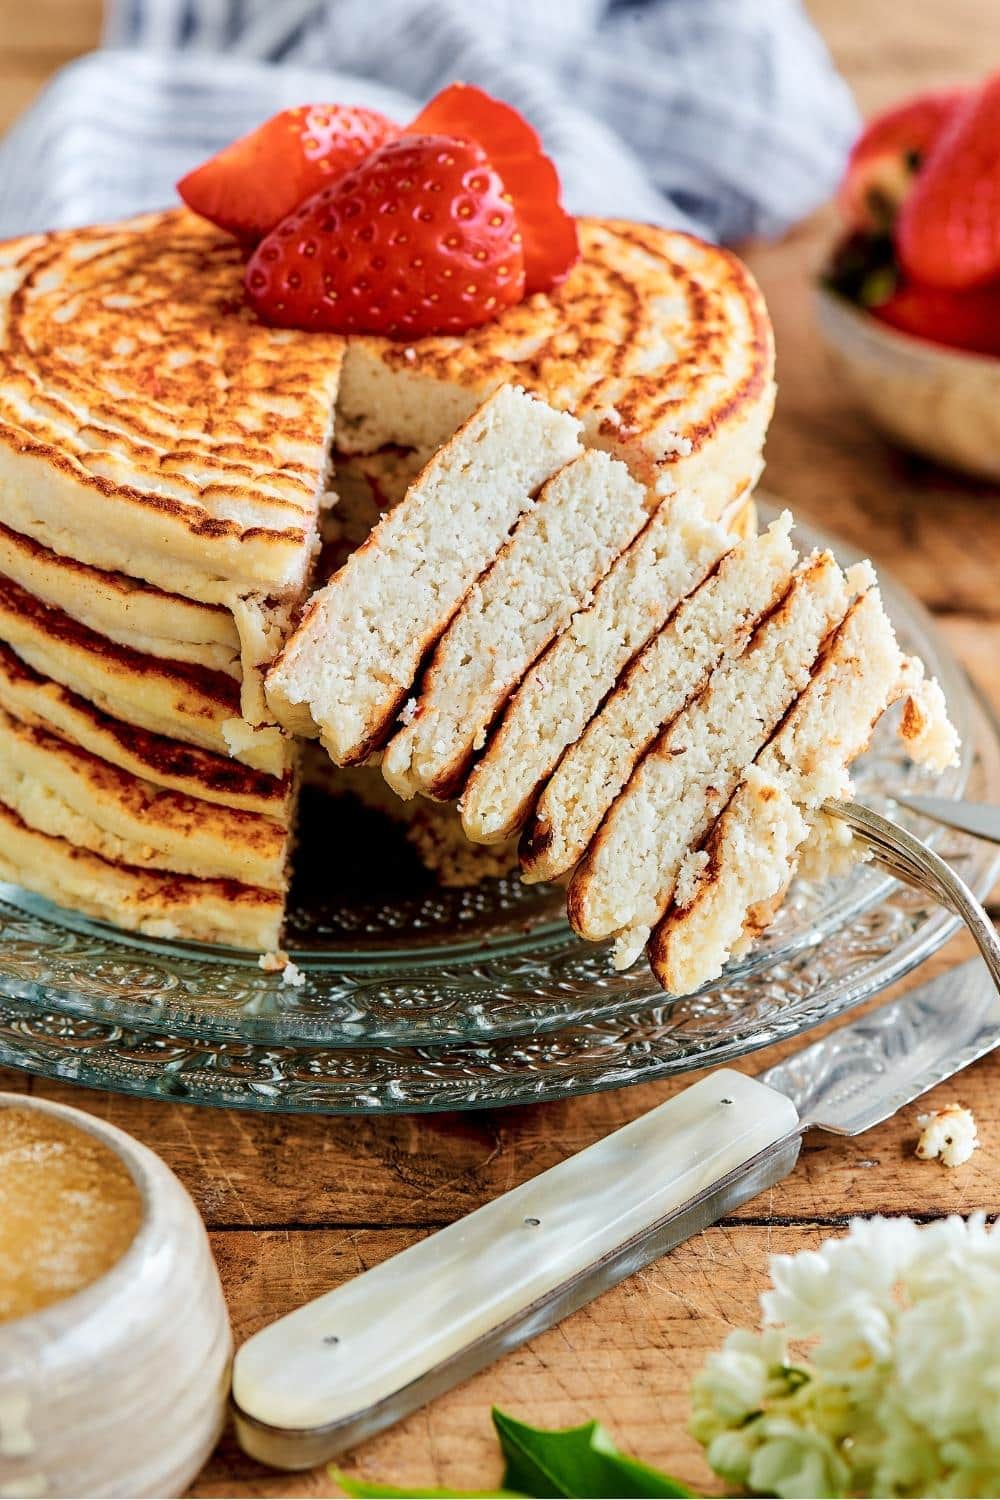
[915,1103,979,1167]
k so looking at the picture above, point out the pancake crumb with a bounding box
[258,949,288,974]
[916,1103,979,1167]
[258,949,306,987]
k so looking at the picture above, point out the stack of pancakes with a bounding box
[0,212,343,946]
[0,205,954,989]
[0,207,773,958]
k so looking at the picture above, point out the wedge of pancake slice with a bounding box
[0,802,282,950]
[651,766,809,993]
[520,513,798,882]
[382,450,649,802]
[567,549,852,969]
[648,581,959,993]
[266,385,583,765]
[461,493,740,847]
[0,704,286,890]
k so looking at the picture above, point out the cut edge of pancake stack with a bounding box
[270,459,958,995]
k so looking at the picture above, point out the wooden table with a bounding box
[1,2,999,1494]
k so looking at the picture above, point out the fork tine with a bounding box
[871,851,961,914]
[832,812,941,891]
[825,797,1000,993]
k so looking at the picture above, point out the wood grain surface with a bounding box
[0,2,999,1496]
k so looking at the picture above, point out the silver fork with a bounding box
[825,797,1000,992]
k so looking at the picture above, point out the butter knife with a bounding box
[233,958,997,1471]
[894,794,1000,846]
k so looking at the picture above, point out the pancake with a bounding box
[897,660,961,770]
[265,386,583,763]
[0,571,287,775]
[0,210,344,606]
[0,704,286,890]
[0,520,240,676]
[231,593,297,728]
[382,450,648,801]
[520,513,797,882]
[338,220,775,520]
[0,800,281,950]
[0,641,289,821]
[567,551,851,968]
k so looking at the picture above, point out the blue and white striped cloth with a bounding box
[0,0,858,243]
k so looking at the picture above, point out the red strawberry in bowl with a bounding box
[872,280,1000,357]
[838,89,965,233]
[178,103,399,242]
[245,133,527,337]
[897,75,1000,288]
[820,71,1000,479]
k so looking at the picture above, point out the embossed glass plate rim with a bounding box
[0,501,978,1049]
[0,829,996,1115]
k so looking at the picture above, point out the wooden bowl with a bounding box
[815,284,1000,481]
[0,1092,232,1498]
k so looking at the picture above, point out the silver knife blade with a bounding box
[760,957,1000,1135]
[894,794,1000,845]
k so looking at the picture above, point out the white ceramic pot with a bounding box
[815,284,1000,481]
[0,1093,232,1499]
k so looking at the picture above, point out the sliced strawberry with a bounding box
[408,82,578,293]
[871,278,1000,357]
[178,104,399,242]
[897,75,1000,288]
[245,134,526,338]
[838,89,965,232]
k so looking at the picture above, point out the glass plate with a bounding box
[0,506,996,1115]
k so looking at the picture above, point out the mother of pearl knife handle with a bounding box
[232,1069,799,1470]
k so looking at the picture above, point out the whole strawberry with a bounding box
[898,73,1000,288]
[837,89,965,233]
[178,103,399,242]
[245,134,526,337]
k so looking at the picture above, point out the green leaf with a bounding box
[492,1408,696,1498]
[330,1466,522,1498]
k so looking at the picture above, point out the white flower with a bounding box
[745,1415,851,1500]
[690,1328,783,1428]
[691,1215,1000,1497]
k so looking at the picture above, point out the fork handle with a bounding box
[929,867,1000,993]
